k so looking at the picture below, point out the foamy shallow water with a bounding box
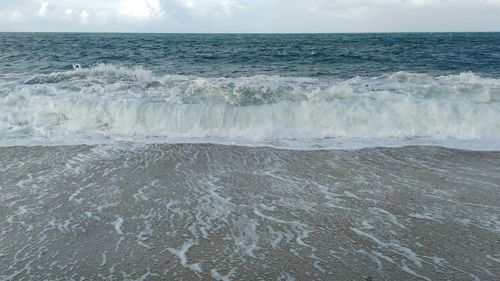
[1,144,499,280]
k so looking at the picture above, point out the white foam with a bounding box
[3,65,500,150]
[277,272,297,281]
[486,255,500,263]
[409,213,443,223]
[351,227,424,268]
[167,240,202,273]
[369,208,407,229]
[99,251,108,267]
[113,217,124,235]
[210,268,236,281]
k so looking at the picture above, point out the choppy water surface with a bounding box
[1,33,500,149]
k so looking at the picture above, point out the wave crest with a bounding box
[3,64,500,148]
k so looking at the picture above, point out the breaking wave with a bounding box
[2,64,500,149]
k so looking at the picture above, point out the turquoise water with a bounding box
[1,33,500,148]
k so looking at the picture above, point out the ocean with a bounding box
[1,33,500,280]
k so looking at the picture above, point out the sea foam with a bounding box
[2,64,500,149]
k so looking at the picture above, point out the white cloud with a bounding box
[2,0,166,27]
[1,0,500,32]
[80,10,89,24]
[118,0,164,21]
[62,8,74,21]
[179,0,245,16]
[37,2,49,17]
[407,0,440,6]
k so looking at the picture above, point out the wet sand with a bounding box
[1,144,499,280]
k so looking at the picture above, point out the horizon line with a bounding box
[1,31,500,35]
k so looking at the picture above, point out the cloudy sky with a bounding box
[1,0,499,32]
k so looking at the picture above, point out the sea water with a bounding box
[1,32,500,149]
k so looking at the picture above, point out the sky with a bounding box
[0,0,500,33]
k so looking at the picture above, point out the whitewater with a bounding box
[1,64,500,149]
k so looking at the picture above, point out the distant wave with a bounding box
[2,64,500,149]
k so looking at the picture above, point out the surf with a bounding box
[2,64,500,149]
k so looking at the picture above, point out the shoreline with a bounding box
[3,141,500,153]
[1,144,499,280]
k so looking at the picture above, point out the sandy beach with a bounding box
[1,144,499,280]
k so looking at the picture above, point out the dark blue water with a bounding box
[1,33,500,79]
